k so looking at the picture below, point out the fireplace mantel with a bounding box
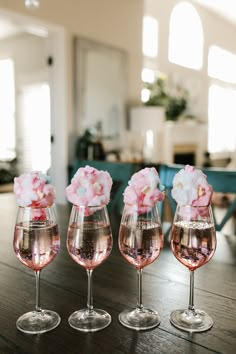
[129,107,208,165]
[162,120,208,166]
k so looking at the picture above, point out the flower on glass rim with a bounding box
[123,167,164,213]
[171,164,213,207]
[14,171,56,208]
[65,165,113,210]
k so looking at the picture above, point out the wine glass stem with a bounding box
[35,270,41,312]
[188,270,195,313]
[137,269,143,311]
[86,269,93,314]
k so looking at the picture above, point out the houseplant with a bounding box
[144,75,188,121]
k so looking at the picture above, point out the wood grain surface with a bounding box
[0,193,235,354]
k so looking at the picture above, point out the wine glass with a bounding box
[118,203,164,330]
[67,204,113,332]
[170,204,217,332]
[13,205,61,334]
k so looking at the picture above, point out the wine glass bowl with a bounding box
[118,203,163,330]
[67,204,113,332]
[13,205,61,334]
[170,204,217,332]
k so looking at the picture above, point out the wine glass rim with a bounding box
[72,204,107,208]
[18,204,54,209]
[178,204,211,208]
[124,202,158,207]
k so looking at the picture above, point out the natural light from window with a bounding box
[168,2,203,70]
[142,68,155,83]
[142,16,158,57]
[208,45,236,84]
[20,83,51,173]
[0,58,16,161]
[141,68,155,102]
[208,84,236,153]
[141,88,150,103]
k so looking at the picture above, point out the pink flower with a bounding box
[31,208,47,221]
[171,165,213,207]
[123,167,164,213]
[65,165,113,209]
[14,171,56,207]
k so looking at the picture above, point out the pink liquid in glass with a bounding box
[13,222,60,271]
[119,221,163,270]
[171,220,216,271]
[67,222,112,270]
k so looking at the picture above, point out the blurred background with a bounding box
[0,0,235,203]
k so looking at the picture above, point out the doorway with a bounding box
[0,9,67,203]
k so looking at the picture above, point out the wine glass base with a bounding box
[170,309,213,332]
[119,307,161,331]
[68,308,111,332]
[16,310,61,334]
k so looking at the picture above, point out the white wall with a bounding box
[144,0,236,120]
[0,34,47,77]
[0,0,236,180]
[0,0,143,109]
[1,0,236,133]
[0,33,49,169]
[0,0,143,203]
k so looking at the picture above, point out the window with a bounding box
[142,68,155,83]
[168,2,204,70]
[208,46,236,84]
[142,13,158,102]
[208,84,236,153]
[18,83,51,173]
[208,46,236,153]
[141,68,156,102]
[0,58,16,160]
[142,16,158,58]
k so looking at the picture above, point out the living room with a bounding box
[0,0,236,203]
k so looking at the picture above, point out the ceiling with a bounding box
[0,1,236,41]
[0,13,48,40]
[0,16,24,39]
[193,0,236,26]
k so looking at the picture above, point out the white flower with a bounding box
[171,165,212,206]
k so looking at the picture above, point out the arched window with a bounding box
[168,2,204,70]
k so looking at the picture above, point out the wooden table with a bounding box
[0,193,235,354]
